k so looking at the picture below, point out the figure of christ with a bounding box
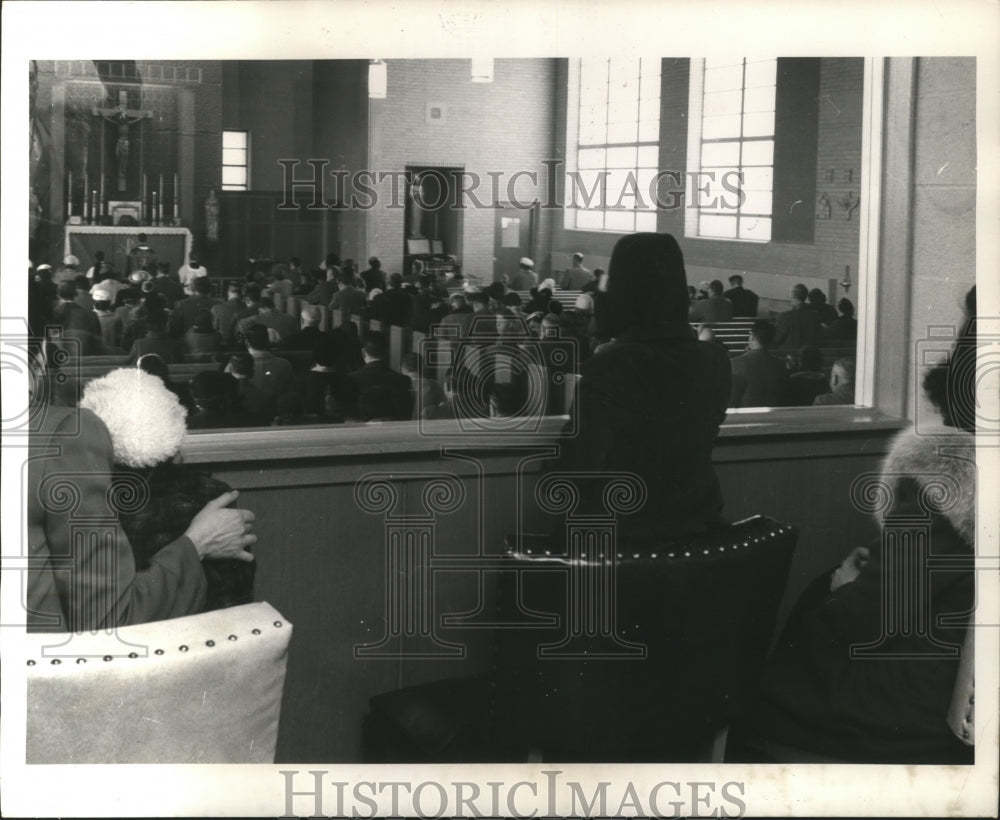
[93,90,152,192]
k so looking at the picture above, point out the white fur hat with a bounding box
[80,368,188,468]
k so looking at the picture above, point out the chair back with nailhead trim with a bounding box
[25,601,292,763]
[489,514,797,761]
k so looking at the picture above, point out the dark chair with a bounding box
[365,514,798,762]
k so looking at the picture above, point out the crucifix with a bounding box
[92,90,152,192]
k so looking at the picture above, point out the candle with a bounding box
[153,191,158,223]
[91,190,97,223]
[66,171,73,219]
[143,174,147,221]
[174,172,179,219]
[100,176,105,208]
[84,191,89,221]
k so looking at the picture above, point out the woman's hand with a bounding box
[184,490,256,562]
[830,546,870,592]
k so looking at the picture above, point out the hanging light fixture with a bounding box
[368,59,387,99]
[470,57,494,83]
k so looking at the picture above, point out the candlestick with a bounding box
[66,171,73,219]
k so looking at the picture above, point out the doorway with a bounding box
[493,204,534,284]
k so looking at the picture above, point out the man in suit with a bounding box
[279,304,327,351]
[243,322,294,398]
[53,281,101,337]
[689,279,734,323]
[169,275,219,336]
[329,268,369,317]
[370,273,412,327]
[249,296,299,342]
[724,274,760,318]
[773,283,821,350]
[351,330,413,420]
[560,253,593,290]
[437,292,474,339]
[507,258,538,291]
[152,261,184,307]
[814,357,856,406]
[360,256,387,293]
[729,319,788,408]
[305,267,340,306]
[212,282,248,347]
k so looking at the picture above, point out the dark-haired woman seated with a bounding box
[553,232,731,542]
[730,287,977,763]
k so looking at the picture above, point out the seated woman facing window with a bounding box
[553,232,732,543]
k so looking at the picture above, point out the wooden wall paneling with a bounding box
[195,423,899,762]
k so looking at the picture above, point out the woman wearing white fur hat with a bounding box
[26,368,256,633]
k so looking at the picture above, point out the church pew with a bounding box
[274,349,316,372]
[61,354,129,368]
[316,304,331,332]
[388,325,410,372]
[350,314,369,339]
[330,308,349,329]
[512,290,582,310]
[73,360,221,382]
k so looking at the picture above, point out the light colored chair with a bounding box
[26,601,291,764]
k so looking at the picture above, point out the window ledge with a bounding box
[179,407,907,465]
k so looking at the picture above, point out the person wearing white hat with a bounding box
[91,285,123,349]
[53,254,80,285]
[508,257,538,291]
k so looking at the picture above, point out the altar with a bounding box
[64,226,192,276]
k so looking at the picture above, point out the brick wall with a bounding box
[367,59,557,279]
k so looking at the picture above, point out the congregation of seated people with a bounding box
[28,248,858,429]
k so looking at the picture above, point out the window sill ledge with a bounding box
[179,407,907,465]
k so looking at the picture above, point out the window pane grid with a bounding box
[222,130,249,191]
[569,57,660,232]
[695,58,775,242]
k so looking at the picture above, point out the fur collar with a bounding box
[878,425,976,545]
